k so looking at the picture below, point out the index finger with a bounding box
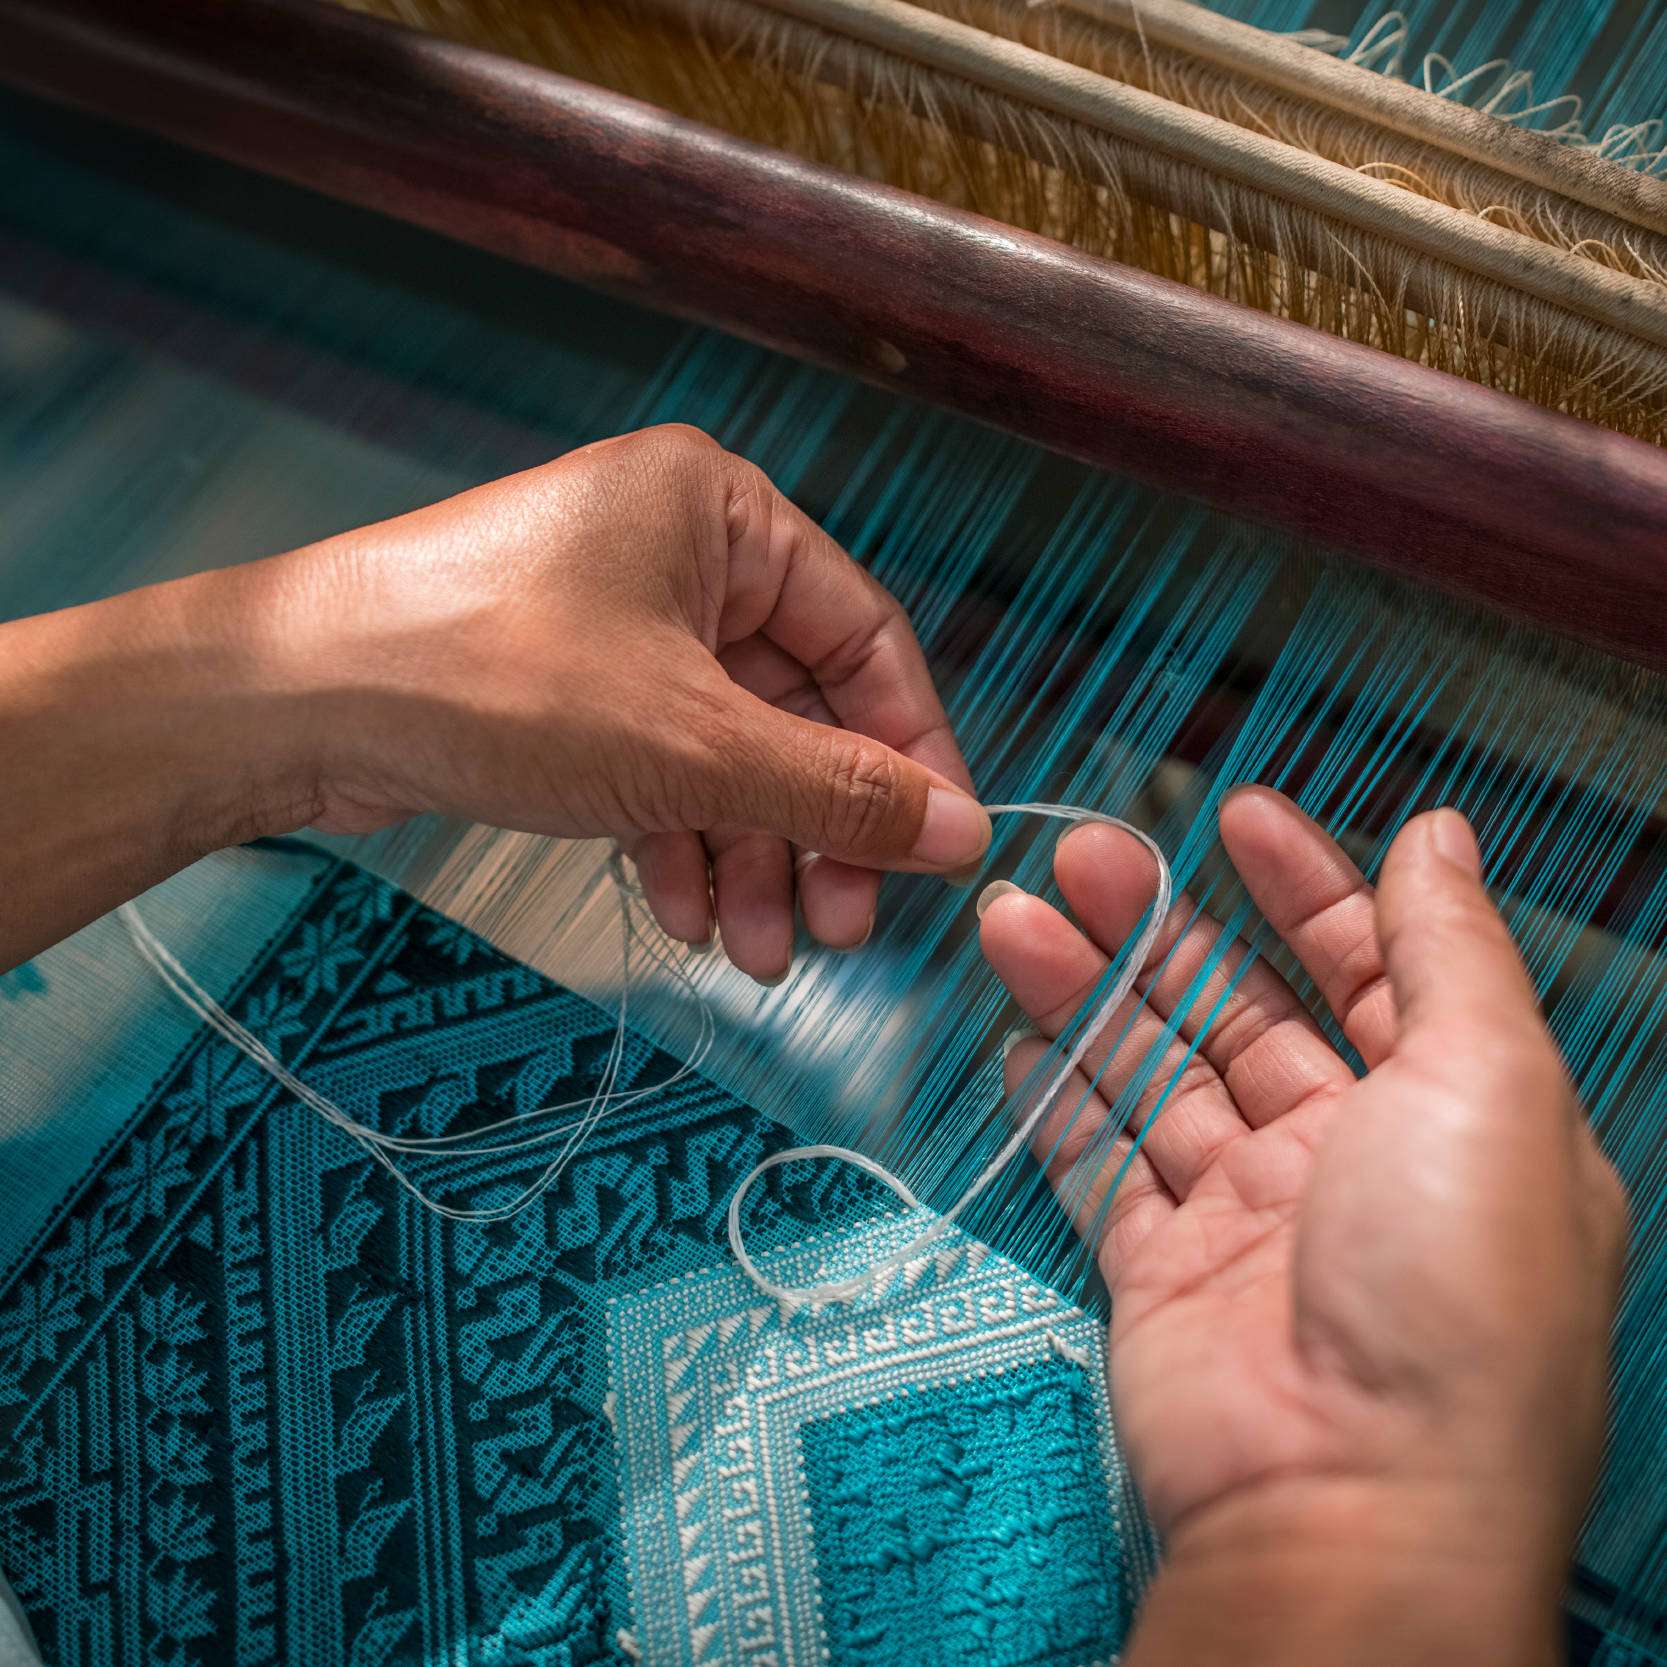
[717,455,975,793]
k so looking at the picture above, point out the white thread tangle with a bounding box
[724,804,1170,1306]
[120,805,1169,1297]
[116,851,715,1224]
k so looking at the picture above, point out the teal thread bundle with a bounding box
[5,20,1667,1651]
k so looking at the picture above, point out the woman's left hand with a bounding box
[978,791,1624,1663]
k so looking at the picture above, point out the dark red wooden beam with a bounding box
[5,0,1667,671]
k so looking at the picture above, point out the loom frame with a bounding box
[4,0,1667,669]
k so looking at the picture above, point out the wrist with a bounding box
[1126,1476,1565,1667]
[154,560,332,850]
[46,563,325,857]
[0,560,331,965]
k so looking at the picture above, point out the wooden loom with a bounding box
[4,0,1667,674]
[4,4,1667,1661]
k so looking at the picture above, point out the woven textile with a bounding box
[608,1209,1142,1667]
[0,846,1143,1665]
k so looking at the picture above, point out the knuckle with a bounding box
[814,733,907,851]
[1464,1033,1561,1108]
[623,675,732,832]
[1424,884,1507,951]
[682,701,747,822]
[621,425,727,496]
[1510,1028,1569,1083]
[634,426,763,569]
[1581,1151,1633,1295]
[640,422,721,461]
[1171,1057,1219,1104]
[720,455,774,548]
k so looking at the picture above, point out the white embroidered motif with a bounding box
[607,1210,1149,1667]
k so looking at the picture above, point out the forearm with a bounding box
[0,562,321,970]
[1124,1480,1565,1667]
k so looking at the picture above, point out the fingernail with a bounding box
[1428,808,1480,876]
[912,788,992,869]
[1003,1027,1037,1057]
[976,879,1026,919]
[756,968,789,988]
[837,911,876,952]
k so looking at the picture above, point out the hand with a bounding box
[0,425,987,973]
[243,424,988,978]
[979,790,1626,1663]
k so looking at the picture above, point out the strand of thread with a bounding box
[116,851,715,1224]
[724,803,1170,1307]
[121,804,1169,1298]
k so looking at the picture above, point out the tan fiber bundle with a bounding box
[342,0,1667,443]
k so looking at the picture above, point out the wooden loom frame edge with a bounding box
[4,0,1667,670]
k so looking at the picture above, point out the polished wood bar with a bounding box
[5,0,1667,668]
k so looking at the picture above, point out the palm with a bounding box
[980,789,1432,1532]
[1111,1107,1330,1526]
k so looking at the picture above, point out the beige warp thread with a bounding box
[341,0,1667,439]
[757,0,1667,347]
[943,0,1667,278]
[1055,0,1667,234]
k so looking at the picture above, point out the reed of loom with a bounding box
[5,0,1667,674]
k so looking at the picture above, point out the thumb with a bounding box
[696,689,991,872]
[1375,808,1547,1054]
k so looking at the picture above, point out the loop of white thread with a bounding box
[121,805,1168,1278]
[117,850,717,1224]
[725,803,1171,1307]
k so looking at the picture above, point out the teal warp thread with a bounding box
[8,48,1667,1653]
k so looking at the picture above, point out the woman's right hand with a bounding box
[0,423,989,977]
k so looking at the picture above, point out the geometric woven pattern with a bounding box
[0,851,901,1667]
[0,860,1146,1667]
[607,1210,1142,1667]
[802,1358,1124,1667]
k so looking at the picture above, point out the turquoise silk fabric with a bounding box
[0,843,1148,1667]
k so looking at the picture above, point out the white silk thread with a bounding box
[724,803,1171,1306]
[120,804,1169,1293]
[117,851,715,1224]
